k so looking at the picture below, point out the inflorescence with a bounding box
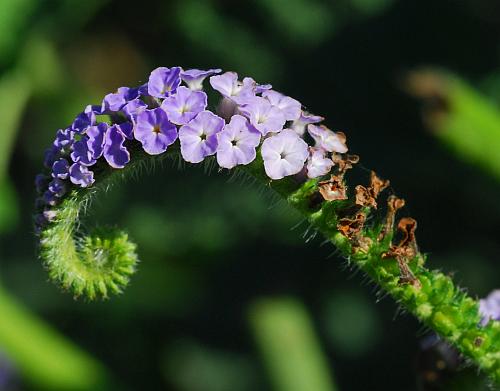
[34,66,347,231]
[34,66,500,383]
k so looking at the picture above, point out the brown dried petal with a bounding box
[318,175,347,201]
[355,185,377,208]
[337,212,366,239]
[370,171,390,199]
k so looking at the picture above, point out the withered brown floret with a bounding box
[382,216,421,287]
[378,195,405,240]
[337,212,366,240]
[318,175,347,201]
[354,171,389,209]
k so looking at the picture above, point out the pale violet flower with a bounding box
[134,108,178,155]
[262,90,301,121]
[181,68,221,90]
[147,67,182,98]
[307,124,348,153]
[261,129,309,180]
[209,72,255,102]
[239,96,286,136]
[161,86,207,125]
[306,148,334,178]
[179,110,225,163]
[479,290,500,326]
[216,115,261,169]
[291,111,324,136]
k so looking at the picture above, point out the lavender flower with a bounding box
[216,115,261,169]
[181,68,221,90]
[161,86,207,125]
[263,90,301,121]
[209,72,255,102]
[103,125,130,168]
[307,124,348,153]
[261,129,309,180]
[134,108,178,155]
[52,158,70,179]
[117,121,134,139]
[35,174,48,193]
[147,67,182,98]
[122,99,147,123]
[86,123,107,159]
[479,290,500,325]
[71,105,96,133]
[53,128,75,151]
[179,110,225,163]
[69,163,94,187]
[291,111,324,136]
[306,148,334,178]
[239,96,286,136]
[44,145,60,168]
[71,139,96,166]
[102,87,140,112]
[48,179,67,198]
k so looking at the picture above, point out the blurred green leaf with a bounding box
[0,283,109,390]
[0,0,37,65]
[163,340,258,391]
[322,290,382,358]
[407,69,500,181]
[257,0,335,45]
[249,297,337,391]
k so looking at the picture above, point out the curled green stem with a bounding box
[38,149,500,384]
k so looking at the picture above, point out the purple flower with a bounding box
[116,121,133,139]
[147,67,182,98]
[122,99,147,123]
[52,158,70,179]
[43,191,58,206]
[306,148,334,178]
[263,90,301,121]
[134,108,178,155]
[181,68,221,90]
[103,125,130,169]
[44,145,60,168]
[479,290,500,326]
[291,111,324,136]
[71,138,96,166]
[71,105,96,133]
[239,97,286,136]
[53,128,75,151]
[48,178,67,198]
[86,123,108,159]
[209,72,255,101]
[179,110,225,163]
[161,86,207,125]
[102,87,140,112]
[261,129,309,180]
[307,124,348,153]
[69,163,94,187]
[35,174,48,193]
[216,115,261,169]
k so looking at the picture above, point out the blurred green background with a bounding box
[0,0,499,389]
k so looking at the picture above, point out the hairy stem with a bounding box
[38,149,500,383]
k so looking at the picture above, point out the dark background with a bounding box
[0,0,499,389]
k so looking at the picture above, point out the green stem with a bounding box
[39,149,500,384]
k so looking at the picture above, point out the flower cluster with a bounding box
[35,66,348,230]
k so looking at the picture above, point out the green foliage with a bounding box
[249,297,338,391]
[0,283,109,390]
